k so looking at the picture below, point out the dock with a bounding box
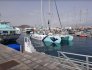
[0,44,81,70]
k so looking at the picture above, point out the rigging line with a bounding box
[54,0,62,29]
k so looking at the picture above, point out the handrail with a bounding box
[58,51,92,58]
[42,52,82,70]
[57,51,92,70]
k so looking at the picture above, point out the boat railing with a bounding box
[57,51,92,70]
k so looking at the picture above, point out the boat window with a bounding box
[10,31,15,34]
[3,31,8,35]
[1,22,4,24]
[0,22,9,25]
[3,31,8,33]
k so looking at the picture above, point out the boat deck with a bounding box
[0,44,81,70]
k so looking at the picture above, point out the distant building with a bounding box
[18,25,31,29]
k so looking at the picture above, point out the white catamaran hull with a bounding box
[30,34,47,47]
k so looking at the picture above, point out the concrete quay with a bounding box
[0,44,81,70]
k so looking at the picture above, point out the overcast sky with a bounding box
[0,0,92,28]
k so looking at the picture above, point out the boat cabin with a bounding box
[0,21,16,35]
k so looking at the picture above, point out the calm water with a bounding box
[31,36,92,56]
[1,33,92,60]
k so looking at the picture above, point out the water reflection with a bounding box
[43,40,73,51]
[61,40,73,47]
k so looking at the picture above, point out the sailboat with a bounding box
[30,0,62,47]
[30,0,73,47]
[43,0,73,45]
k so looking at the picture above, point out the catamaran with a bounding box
[30,0,73,47]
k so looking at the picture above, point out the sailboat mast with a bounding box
[85,9,88,24]
[0,13,1,21]
[80,10,82,25]
[49,0,51,15]
[41,0,43,28]
[54,0,62,29]
[48,0,51,32]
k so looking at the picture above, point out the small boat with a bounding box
[24,28,34,34]
[0,20,21,42]
[79,34,87,37]
[75,31,87,37]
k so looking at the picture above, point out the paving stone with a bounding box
[23,60,32,64]
[0,44,81,70]
[27,61,38,68]
[20,58,27,62]
[33,65,49,70]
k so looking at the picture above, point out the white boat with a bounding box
[23,28,34,34]
[0,20,21,42]
[30,33,62,47]
[30,0,73,47]
[30,33,47,47]
[31,33,46,41]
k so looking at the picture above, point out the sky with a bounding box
[0,0,92,28]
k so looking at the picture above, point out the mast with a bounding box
[49,0,51,14]
[41,0,43,29]
[85,9,88,24]
[80,10,82,26]
[48,0,51,32]
[0,13,1,21]
[54,0,62,29]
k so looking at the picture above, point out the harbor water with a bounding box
[31,36,92,61]
[31,36,92,56]
[1,33,92,61]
